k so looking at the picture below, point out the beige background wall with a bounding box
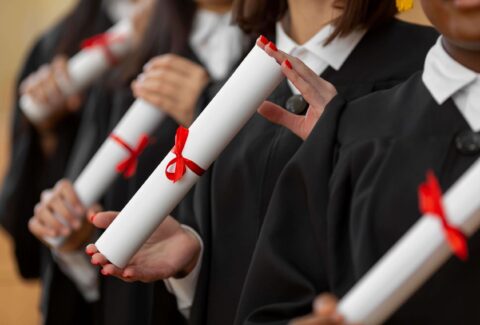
[0,1,429,324]
[0,1,75,324]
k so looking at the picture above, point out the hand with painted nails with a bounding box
[131,54,210,127]
[19,55,83,132]
[255,36,337,140]
[86,212,201,282]
[28,179,98,251]
[289,294,348,325]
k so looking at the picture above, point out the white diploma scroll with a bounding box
[338,158,480,325]
[20,19,134,124]
[95,45,284,268]
[45,100,165,247]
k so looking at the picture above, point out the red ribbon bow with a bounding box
[110,133,150,178]
[165,126,205,183]
[418,170,468,261]
[81,33,124,66]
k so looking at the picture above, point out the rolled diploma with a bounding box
[338,158,480,325]
[94,45,284,268]
[44,99,165,247]
[20,19,134,123]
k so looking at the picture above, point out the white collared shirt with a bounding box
[423,37,480,131]
[276,21,366,94]
[189,9,246,81]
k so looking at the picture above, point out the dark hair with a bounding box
[232,0,397,44]
[119,0,196,82]
[55,0,110,57]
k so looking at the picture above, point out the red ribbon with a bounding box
[165,126,205,183]
[110,133,150,178]
[418,170,468,261]
[81,33,124,66]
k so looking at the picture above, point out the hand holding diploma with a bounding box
[335,163,480,324]
[19,56,83,131]
[29,179,101,251]
[256,39,337,140]
[132,54,210,127]
[89,37,284,268]
[86,212,201,281]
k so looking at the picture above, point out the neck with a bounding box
[443,38,480,73]
[285,0,341,44]
[197,3,231,13]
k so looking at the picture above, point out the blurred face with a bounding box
[421,0,480,49]
[195,0,233,13]
[196,0,232,6]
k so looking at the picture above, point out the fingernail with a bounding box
[89,213,97,223]
[284,59,292,70]
[143,62,151,70]
[86,250,94,256]
[137,73,145,82]
[259,35,269,45]
[92,259,99,266]
[101,269,109,276]
[267,42,278,52]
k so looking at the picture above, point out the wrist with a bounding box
[175,227,202,278]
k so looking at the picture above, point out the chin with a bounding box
[445,18,480,46]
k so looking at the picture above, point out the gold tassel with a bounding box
[396,0,414,12]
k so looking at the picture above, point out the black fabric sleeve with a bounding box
[234,96,348,324]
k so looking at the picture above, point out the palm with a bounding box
[126,221,198,281]
[88,213,200,282]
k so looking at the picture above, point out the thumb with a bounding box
[90,211,119,229]
[257,101,306,140]
[313,294,339,316]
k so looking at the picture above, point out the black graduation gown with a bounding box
[236,72,480,324]
[188,19,438,325]
[0,10,112,281]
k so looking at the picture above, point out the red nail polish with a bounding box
[267,42,278,52]
[284,59,293,70]
[259,35,269,45]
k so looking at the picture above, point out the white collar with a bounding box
[422,37,479,105]
[189,9,245,81]
[276,21,365,71]
[190,9,234,46]
[103,0,137,23]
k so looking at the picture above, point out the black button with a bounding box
[455,130,480,155]
[285,95,308,115]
